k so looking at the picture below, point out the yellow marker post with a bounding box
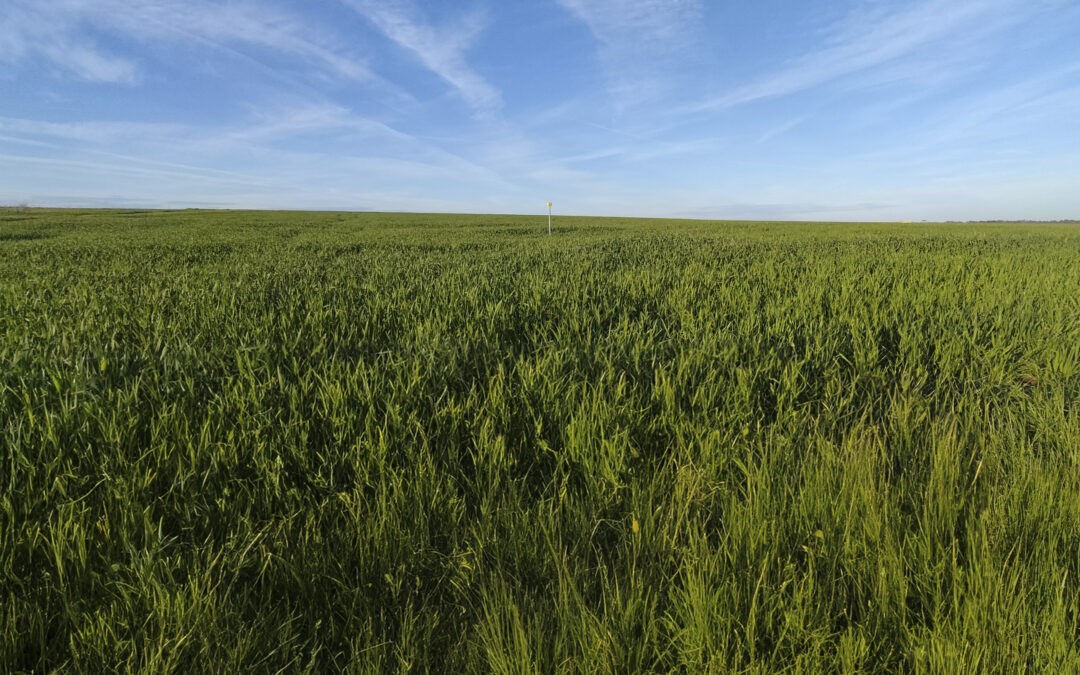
[547,202,552,235]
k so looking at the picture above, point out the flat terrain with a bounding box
[2,209,1079,672]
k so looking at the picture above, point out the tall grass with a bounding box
[2,209,1079,672]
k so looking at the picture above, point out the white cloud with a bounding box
[755,117,804,145]
[0,0,384,86]
[341,0,501,114]
[557,0,702,50]
[0,117,188,144]
[0,2,138,83]
[673,202,895,221]
[556,0,704,106]
[224,103,412,145]
[38,40,138,84]
[693,0,1064,111]
[0,100,518,204]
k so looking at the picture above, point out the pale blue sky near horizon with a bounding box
[1,0,1078,221]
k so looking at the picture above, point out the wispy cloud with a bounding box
[0,152,270,185]
[0,0,383,86]
[917,64,1080,145]
[673,202,895,221]
[555,137,721,166]
[693,0,1062,111]
[556,0,704,106]
[756,117,804,145]
[0,117,189,144]
[0,100,519,204]
[341,0,501,114]
[824,63,1080,176]
[0,149,516,213]
[0,1,137,83]
[224,103,411,145]
[38,40,138,84]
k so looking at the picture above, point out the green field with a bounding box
[3,209,1079,672]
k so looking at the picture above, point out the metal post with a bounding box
[547,202,552,235]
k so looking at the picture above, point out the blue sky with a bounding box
[1,0,1078,220]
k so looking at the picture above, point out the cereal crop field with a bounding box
[3,209,1079,672]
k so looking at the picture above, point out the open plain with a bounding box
[3,209,1080,671]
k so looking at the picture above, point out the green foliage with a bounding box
[2,209,1079,672]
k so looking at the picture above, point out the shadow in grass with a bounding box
[477,225,595,236]
[0,232,51,242]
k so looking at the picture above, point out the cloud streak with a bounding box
[341,0,501,114]
[556,0,704,106]
[693,0,1062,111]
[0,0,383,86]
[0,1,138,83]
[0,100,519,203]
[0,117,189,145]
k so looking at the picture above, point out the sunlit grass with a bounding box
[2,209,1079,671]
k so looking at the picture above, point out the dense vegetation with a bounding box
[3,209,1079,672]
